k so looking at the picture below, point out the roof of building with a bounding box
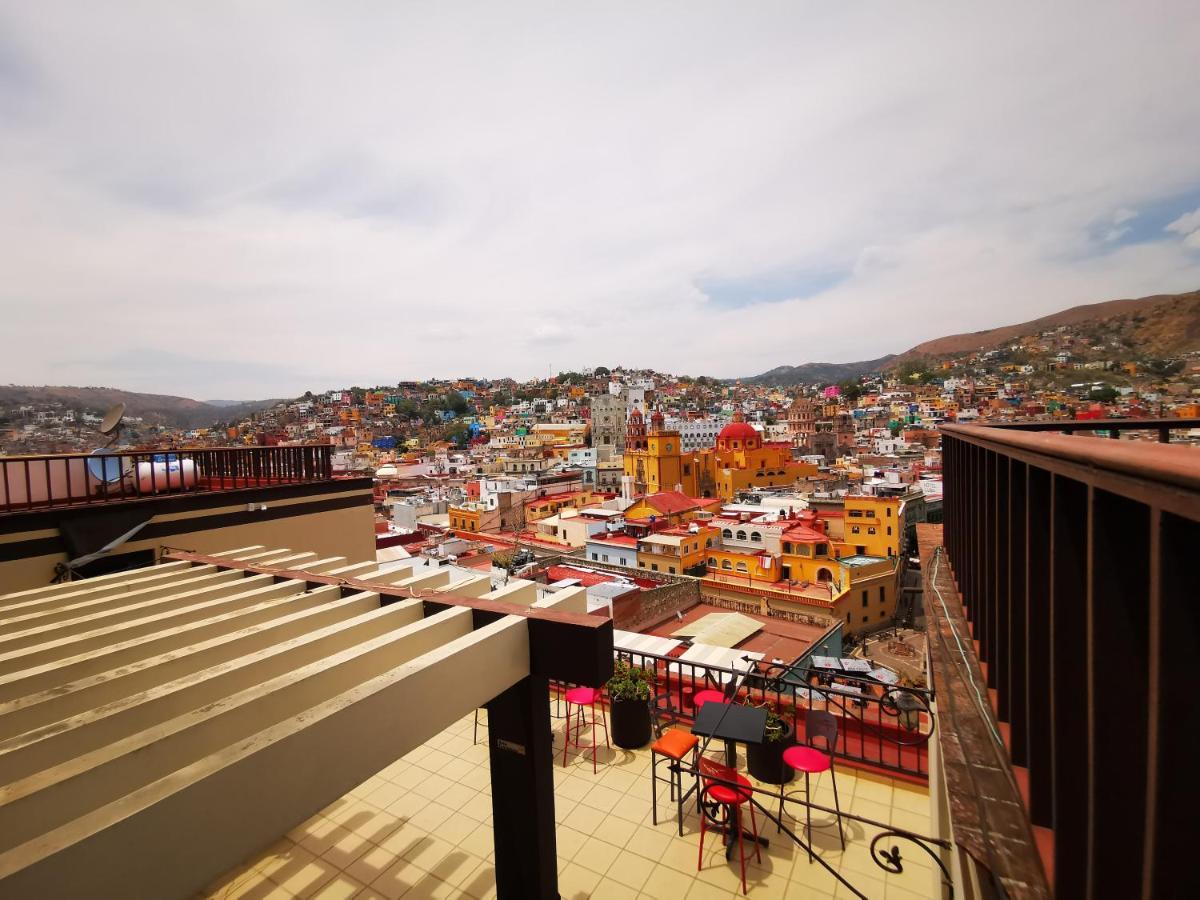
[636,490,720,516]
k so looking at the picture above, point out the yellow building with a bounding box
[635,524,719,576]
[623,409,816,500]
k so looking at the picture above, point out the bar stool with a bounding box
[698,756,760,895]
[777,709,845,861]
[562,685,609,773]
[650,727,700,835]
[692,689,726,711]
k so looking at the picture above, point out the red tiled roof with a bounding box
[638,490,720,516]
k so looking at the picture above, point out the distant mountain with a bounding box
[740,289,1200,385]
[0,386,280,428]
[740,356,898,386]
[895,289,1200,362]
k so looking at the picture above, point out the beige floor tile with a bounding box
[642,863,699,897]
[555,825,589,862]
[407,802,454,833]
[309,873,367,900]
[424,848,483,887]
[369,858,427,900]
[684,879,737,900]
[573,837,622,875]
[580,783,625,813]
[459,860,498,900]
[558,862,603,899]
[591,814,639,848]
[321,828,375,871]
[589,879,641,899]
[563,803,609,835]
[604,849,657,892]
[624,825,673,862]
[458,823,496,861]
[343,844,403,888]
[271,855,341,899]
[410,773,456,802]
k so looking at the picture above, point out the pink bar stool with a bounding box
[562,685,609,773]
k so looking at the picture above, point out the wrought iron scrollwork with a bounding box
[870,830,954,897]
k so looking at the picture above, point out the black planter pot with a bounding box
[746,720,794,784]
[609,697,652,749]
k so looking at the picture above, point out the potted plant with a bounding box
[606,661,655,749]
[745,702,795,784]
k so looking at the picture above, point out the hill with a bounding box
[740,356,897,386]
[740,288,1200,385]
[896,289,1200,362]
[0,386,279,428]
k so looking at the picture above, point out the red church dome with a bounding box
[718,411,759,445]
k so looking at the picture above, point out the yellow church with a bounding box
[623,409,817,500]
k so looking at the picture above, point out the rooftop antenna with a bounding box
[98,402,126,448]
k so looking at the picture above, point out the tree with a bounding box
[1087,385,1119,403]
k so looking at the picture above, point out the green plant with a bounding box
[752,701,789,743]
[607,660,654,702]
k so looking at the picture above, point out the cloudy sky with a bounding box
[2,2,1199,399]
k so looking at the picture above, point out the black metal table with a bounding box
[691,702,770,858]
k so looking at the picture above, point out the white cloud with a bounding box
[1,1,1199,396]
[1166,208,1200,236]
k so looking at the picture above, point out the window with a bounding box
[669,567,676,574]
[591,553,599,561]
[887,526,892,536]
[683,463,690,475]
[856,546,866,555]
[651,563,659,571]
[816,568,832,582]
[735,562,748,573]
[783,541,792,553]
[708,557,717,567]
[750,532,761,542]
[879,587,885,603]
[722,528,732,538]
[868,527,876,535]
[721,560,732,570]
[862,591,869,607]
[887,507,893,517]
[862,615,869,623]
[849,509,864,518]
[815,543,827,555]
[639,561,646,568]
[665,443,673,452]
[851,526,860,534]
[603,554,610,563]
[736,530,747,540]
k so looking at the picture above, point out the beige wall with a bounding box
[1,492,375,596]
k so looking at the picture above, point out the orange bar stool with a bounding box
[562,685,609,773]
[698,756,760,895]
[650,727,700,835]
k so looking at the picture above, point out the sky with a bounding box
[2,1,1200,400]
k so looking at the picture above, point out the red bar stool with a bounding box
[692,689,726,710]
[777,709,845,861]
[562,685,609,773]
[650,727,700,835]
[698,756,760,895]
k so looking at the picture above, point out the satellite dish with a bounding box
[98,403,126,447]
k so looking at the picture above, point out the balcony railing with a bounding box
[0,444,334,514]
[940,419,1200,898]
[594,648,934,780]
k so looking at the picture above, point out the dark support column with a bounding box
[1050,475,1089,899]
[486,676,558,900]
[1004,459,1025,737]
[1026,467,1053,827]
[1143,511,1200,898]
[993,453,1009,706]
[1087,489,1149,900]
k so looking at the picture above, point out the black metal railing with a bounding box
[0,444,334,513]
[564,649,934,779]
[941,419,1200,899]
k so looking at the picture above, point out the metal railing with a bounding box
[601,648,934,779]
[0,444,334,513]
[941,419,1200,898]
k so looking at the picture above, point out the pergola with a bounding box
[0,547,612,899]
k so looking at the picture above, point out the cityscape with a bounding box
[1,4,1198,900]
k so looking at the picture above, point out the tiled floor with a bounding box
[203,709,938,899]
